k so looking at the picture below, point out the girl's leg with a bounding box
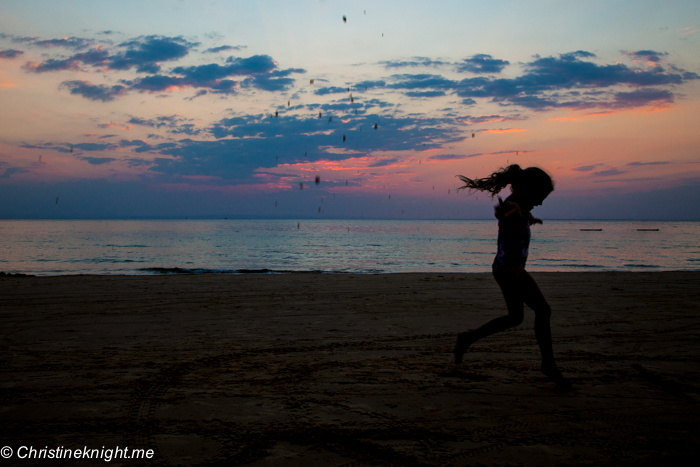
[516,269,571,388]
[455,267,571,387]
[454,268,524,363]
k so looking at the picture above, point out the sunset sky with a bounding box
[1,0,699,219]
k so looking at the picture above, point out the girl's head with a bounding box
[457,164,554,208]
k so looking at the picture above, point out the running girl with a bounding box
[454,164,571,388]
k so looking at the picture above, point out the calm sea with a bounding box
[1,219,698,275]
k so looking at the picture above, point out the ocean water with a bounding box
[0,219,698,275]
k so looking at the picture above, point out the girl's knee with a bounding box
[536,304,551,320]
[506,313,524,327]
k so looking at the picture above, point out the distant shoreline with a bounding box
[4,269,700,278]
[1,218,699,222]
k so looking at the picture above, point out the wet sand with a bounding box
[1,272,699,466]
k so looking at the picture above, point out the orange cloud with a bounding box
[584,104,671,118]
[480,128,525,134]
[419,147,446,153]
[548,117,579,122]
[0,81,16,87]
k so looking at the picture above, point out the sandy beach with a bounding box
[1,272,699,466]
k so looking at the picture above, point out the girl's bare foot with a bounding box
[454,331,474,364]
[541,362,572,390]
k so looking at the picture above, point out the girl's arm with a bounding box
[495,197,522,221]
[528,212,543,225]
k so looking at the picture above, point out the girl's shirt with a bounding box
[492,198,531,272]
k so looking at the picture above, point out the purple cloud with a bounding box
[124,55,296,95]
[387,74,455,90]
[405,90,446,98]
[34,36,94,50]
[449,51,698,110]
[0,49,24,59]
[456,54,510,74]
[1,167,28,178]
[314,86,349,96]
[203,45,246,53]
[79,156,116,165]
[21,36,199,75]
[59,80,128,102]
[593,168,626,176]
[573,164,601,172]
[427,153,483,161]
[626,161,670,166]
[627,50,669,62]
[610,88,673,108]
[379,57,449,69]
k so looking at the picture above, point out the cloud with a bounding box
[169,124,202,135]
[627,50,669,63]
[79,156,116,165]
[610,88,673,108]
[73,142,116,151]
[203,45,246,53]
[593,168,626,176]
[123,55,300,95]
[572,164,602,172]
[427,153,483,161]
[60,80,128,102]
[125,158,152,167]
[127,74,189,92]
[592,177,662,183]
[127,115,202,135]
[128,115,187,128]
[379,57,449,69]
[456,114,524,124]
[364,98,394,108]
[405,90,446,98]
[23,58,81,73]
[120,139,154,153]
[456,54,509,74]
[175,54,278,79]
[1,167,28,178]
[0,49,24,59]
[354,80,386,91]
[8,35,39,44]
[367,157,401,167]
[20,143,70,153]
[33,36,94,50]
[387,73,455,91]
[479,128,524,134]
[109,35,198,73]
[626,161,670,166]
[22,35,199,75]
[241,68,305,92]
[451,51,698,110]
[11,34,95,50]
[117,112,466,184]
[314,86,349,96]
[185,90,208,100]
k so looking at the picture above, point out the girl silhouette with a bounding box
[454,165,570,389]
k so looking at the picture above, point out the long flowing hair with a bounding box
[456,164,554,198]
